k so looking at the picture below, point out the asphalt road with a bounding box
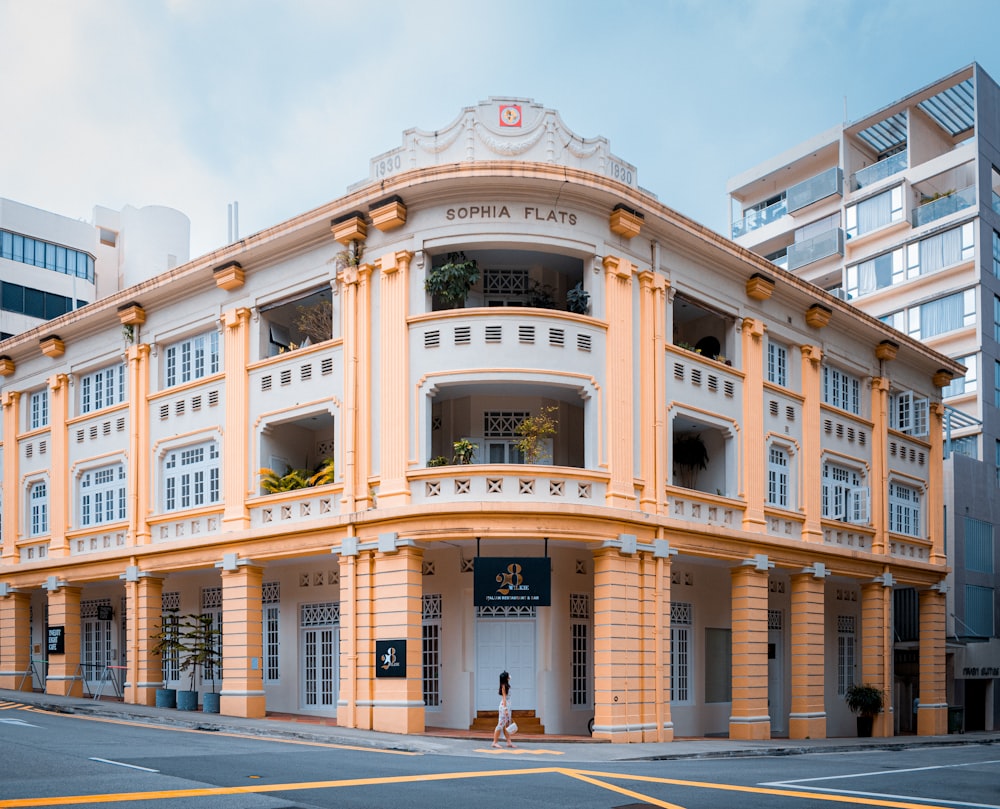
[1,704,998,809]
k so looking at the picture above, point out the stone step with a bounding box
[469,709,545,734]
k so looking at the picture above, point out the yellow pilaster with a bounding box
[46,374,69,557]
[860,580,893,737]
[370,540,424,734]
[800,345,824,543]
[917,588,948,735]
[729,564,771,740]
[603,256,636,509]
[789,571,827,738]
[219,562,265,718]
[643,549,673,741]
[377,251,413,508]
[45,584,83,697]
[870,377,890,555]
[221,309,251,531]
[127,344,152,545]
[740,319,766,533]
[0,590,32,690]
[1,391,20,564]
[592,544,644,742]
[927,402,946,565]
[339,545,375,729]
[340,265,374,512]
[638,272,667,514]
[123,571,163,706]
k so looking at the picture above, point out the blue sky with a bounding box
[3,0,1000,258]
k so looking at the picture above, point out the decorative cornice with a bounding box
[609,204,643,239]
[875,340,899,361]
[805,304,832,329]
[39,335,65,357]
[369,196,407,232]
[331,212,367,245]
[0,356,14,376]
[116,302,146,326]
[213,260,245,291]
[746,272,775,301]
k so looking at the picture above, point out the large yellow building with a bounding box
[0,98,962,742]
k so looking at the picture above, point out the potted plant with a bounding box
[308,458,336,487]
[673,434,708,490]
[515,406,559,464]
[452,439,477,465]
[176,613,221,712]
[259,466,311,493]
[425,252,479,309]
[845,683,884,737]
[566,282,590,315]
[150,609,183,708]
[427,455,449,467]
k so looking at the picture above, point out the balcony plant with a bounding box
[295,299,333,344]
[515,406,559,464]
[452,439,477,465]
[308,458,336,487]
[259,466,311,493]
[845,683,884,737]
[566,282,590,315]
[427,455,449,467]
[425,252,479,309]
[673,434,708,490]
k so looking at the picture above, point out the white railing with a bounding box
[248,486,341,529]
[410,466,605,506]
[665,488,742,528]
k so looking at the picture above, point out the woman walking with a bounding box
[491,670,516,748]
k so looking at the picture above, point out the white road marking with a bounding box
[762,758,1000,785]
[0,718,40,727]
[89,757,160,772]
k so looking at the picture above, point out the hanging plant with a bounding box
[425,252,479,308]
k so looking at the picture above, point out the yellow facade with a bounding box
[0,98,959,742]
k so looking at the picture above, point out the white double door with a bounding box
[476,619,536,712]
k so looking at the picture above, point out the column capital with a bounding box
[602,254,633,279]
[222,307,251,330]
[740,317,766,338]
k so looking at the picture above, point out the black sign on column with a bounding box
[47,626,65,655]
[474,557,551,607]
[375,639,406,678]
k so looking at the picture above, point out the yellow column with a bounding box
[592,543,643,742]
[740,319,766,532]
[219,561,265,718]
[917,587,948,735]
[127,345,152,545]
[729,563,771,739]
[800,345,824,543]
[45,583,83,697]
[370,538,424,734]
[0,590,32,690]
[870,377,890,555]
[643,547,674,741]
[638,272,667,514]
[377,252,413,508]
[122,569,162,706]
[221,309,251,531]
[1,391,20,564]
[339,543,375,729]
[861,580,893,737]
[339,265,374,512]
[789,570,827,738]
[927,402,946,566]
[603,256,636,509]
[46,374,69,557]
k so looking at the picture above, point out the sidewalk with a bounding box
[2,688,997,762]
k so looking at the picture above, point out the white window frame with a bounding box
[908,289,976,340]
[891,390,929,437]
[29,480,48,536]
[164,330,220,388]
[80,363,126,414]
[837,616,856,696]
[822,461,869,523]
[767,341,787,387]
[161,440,221,512]
[889,480,922,537]
[570,593,591,709]
[944,354,977,398]
[29,389,49,430]
[823,365,861,415]
[422,593,442,710]
[79,463,126,527]
[767,444,790,508]
[845,185,903,238]
[670,601,693,705]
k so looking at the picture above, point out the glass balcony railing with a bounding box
[732,198,787,238]
[787,227,845,271]
[852,150,908,190]
[787,167,843,213]
[993,190,1000,216]
[912,186,976,227]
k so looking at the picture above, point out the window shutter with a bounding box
[913,397,929,437]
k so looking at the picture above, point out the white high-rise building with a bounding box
[728,62,1000,733]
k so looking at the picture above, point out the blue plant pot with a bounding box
[176,690,199,711]
[202,692,220,714]
[155,688,176,709]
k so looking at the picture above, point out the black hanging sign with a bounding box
[474,557,551,607]
[47,626,65,655]
[375,639,406,678]
[97,605,113,621]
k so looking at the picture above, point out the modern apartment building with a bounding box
[727,63,1000,733]
[0,98,959,742]
[0,198,190,339]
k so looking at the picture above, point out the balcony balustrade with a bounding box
[732,198,787,238]
[787,227,845,271]
[912,186,975,227]
[851,150,908,190]
[409,466,606,506]
[787,167,843,212]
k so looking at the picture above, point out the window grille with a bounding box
[422,594,442,708]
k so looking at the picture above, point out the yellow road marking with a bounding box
[571,768,961,809]
[0,702,26,710]
[0,763,967,809]
[475,747,564,755]
[14,706,419,755]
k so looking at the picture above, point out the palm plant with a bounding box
[259,466,311,493]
